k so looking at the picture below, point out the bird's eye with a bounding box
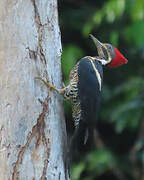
[108,46,112,50]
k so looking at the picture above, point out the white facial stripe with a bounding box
[90,60,102,91]
[102,44,112,64]
[94,57,108,65]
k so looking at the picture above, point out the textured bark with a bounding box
[0,0,70,179]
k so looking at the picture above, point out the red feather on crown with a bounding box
[108,47,128,68]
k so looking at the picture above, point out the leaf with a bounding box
[125,21,144,48]
[87,149,116,174]
[71,162,86,180]
[110,31,119,47]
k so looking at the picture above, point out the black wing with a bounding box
[78,57,103,127]
[70,57,103,153]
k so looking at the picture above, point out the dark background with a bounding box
[59,0,144,179]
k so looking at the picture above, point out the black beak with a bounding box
[89,34,103,50]
[89,34,109,65]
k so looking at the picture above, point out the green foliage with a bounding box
[87,149,116,173]
[60,0,144,179]
[71,162,86,180]
[83,0,125,37]
[110,31,119,47]
[125,21,144,48]
[127,0,144,21]
[71,149,122,180]
[101,77,144,133]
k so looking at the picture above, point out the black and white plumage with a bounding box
[36,56,103,150]
[62,56,103,128]
[36,34,127,152]
[68,56,103,150]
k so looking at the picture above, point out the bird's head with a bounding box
[90,34,128,68]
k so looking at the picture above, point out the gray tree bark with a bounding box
[0,0,70,179]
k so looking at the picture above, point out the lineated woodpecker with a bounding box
[36,34,128,151]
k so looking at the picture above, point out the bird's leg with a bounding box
[35,76,65,96]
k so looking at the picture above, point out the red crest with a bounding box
[108,47,128,68]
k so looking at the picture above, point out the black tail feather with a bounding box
[69,121,89,155]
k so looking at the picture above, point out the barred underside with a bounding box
[63,63,82,127]
[63,56,103,128]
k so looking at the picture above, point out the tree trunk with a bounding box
[0,0,70,179]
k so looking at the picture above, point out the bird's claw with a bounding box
[35,76,64,94]
[35,76,53,89]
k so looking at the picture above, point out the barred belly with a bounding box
[63,63,82,127]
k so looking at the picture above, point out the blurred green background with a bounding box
[59,0,144,179]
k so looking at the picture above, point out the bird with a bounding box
[36,34,128,152]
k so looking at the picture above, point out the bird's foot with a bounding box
[35,76,64,95]
[35,76,56,90]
